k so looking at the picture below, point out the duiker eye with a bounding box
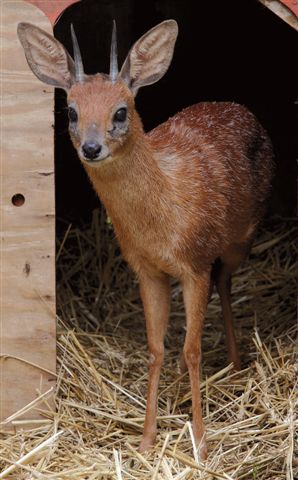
[113,107,127,123]
[68,107,78,123]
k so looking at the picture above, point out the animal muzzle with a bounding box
[82,142,102,160]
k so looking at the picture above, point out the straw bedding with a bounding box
[1,212,297,479]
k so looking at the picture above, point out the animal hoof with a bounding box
[179,351,188,374]
[198,440,208,461]
[139,433,156,453]
[229,357,241,371]
[194,431,208,461]
[233,361,241,371]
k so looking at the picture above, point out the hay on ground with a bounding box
[0,213,297,479]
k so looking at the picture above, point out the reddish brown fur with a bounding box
[67,75,273,457]
[69,77,272,278]
[18,19,273,461]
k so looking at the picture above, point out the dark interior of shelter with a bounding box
[54,0,297,230]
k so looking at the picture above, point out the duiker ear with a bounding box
[119,20,178,95]
[17,22,75,90]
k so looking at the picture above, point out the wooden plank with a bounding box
[0,0,56,430]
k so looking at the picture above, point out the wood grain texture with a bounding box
[0,0,56,430]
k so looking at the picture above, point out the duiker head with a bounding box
[17,20,178,167]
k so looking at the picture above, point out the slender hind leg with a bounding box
[181,270,210,460]
[217,242,252,370]
[216,265,241,370]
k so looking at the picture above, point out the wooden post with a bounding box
[0,0,57,430]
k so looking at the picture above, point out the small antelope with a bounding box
[18,20,273,458]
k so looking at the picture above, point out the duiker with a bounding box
[18,20,273,459]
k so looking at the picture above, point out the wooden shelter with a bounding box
[0,0,296,432]
[0,0,78,432]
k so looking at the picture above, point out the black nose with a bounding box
[82,142,102,160]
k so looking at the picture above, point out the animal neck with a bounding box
[84,115,167,220]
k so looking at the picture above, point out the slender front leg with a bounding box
[182,270,210,461]
[179,274,215,374]
[139,270,171,452]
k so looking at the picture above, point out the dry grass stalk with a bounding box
[1,214,297,479]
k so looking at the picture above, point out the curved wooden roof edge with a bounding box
[24,0,81,26]
[25,1,297,32]
[280,0,298,17]
[258,0,298,31]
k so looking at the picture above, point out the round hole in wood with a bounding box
[12,193,25,206]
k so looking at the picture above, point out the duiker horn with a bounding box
[71,24,84,83]
[109,20,118,83]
